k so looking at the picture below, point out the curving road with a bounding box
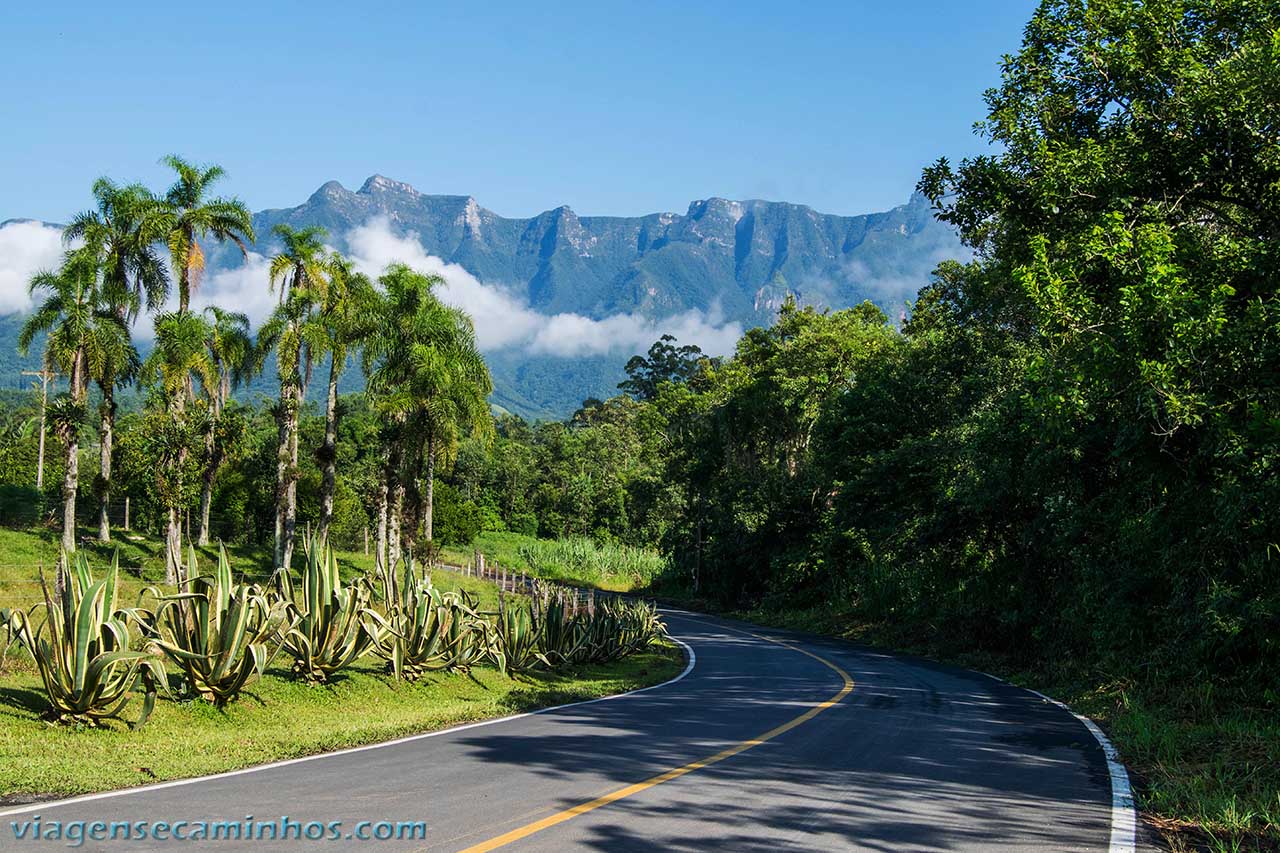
[2,610,1145,851]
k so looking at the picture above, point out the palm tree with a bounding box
[363,263,492,566]
[160,155,255,315]
[18,254,132,561]
[64,178,170,316]
[142,311,216,583]
[64,179,164,541]
[260,224,328,574]
[412,351,492,546]
[309,253,378,546]
[196,307,255,546]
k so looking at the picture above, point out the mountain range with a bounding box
[1,177,965,419]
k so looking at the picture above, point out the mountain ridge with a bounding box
[2,177,965,418]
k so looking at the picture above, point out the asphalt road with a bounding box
[2,609,1144,852]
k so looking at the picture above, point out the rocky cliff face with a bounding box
[247,175,963,326]
[4,178,965,418]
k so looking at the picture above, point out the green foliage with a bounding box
[141,546,291,706]
[490,592,541,674]
[617,334,710,401]
[528,582,666,667]
[279,536,377,683]
[4,551,165,727]
[432,481,483,546]
[515,535,665,590]
[365,556,492,680]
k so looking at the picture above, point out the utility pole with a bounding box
[22,369,56,491]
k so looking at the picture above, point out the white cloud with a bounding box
[0,215,744,359]
[843,244,974,309]
[0,221,66,314]
[188,251,276,327]
[345,219,541,350]
[345,217,741,358]
[529,306,741,358]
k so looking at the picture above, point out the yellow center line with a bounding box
[456,631,855,853]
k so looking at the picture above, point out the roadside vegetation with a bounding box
[0,530,675,797]
[463,532,664,592]
[0,0,1274,847]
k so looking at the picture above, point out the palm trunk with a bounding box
[197,434,217,547]
[164,390,189,583]
[165,506,182,585]
[61,429,78,555]
[59,350,86,576]
[273,364,299,574]
[198,376,227,548]
[316,354,340,546]
[375,476,389,572]
[424,432,435,543]
[403,445,424,555]
[178,230,195,315]
[386,434,404,569]
[388,481,403,569]
[96,383,115,542]
[282,380,300,568]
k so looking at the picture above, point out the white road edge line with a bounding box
[976,672,1137,853]
[0,634,697,819]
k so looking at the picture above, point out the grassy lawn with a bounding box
[0,526,683,800]
[0,644,683,799]
[717,600,1280,853]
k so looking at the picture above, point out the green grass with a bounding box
[706,599,1280,852]
[0,644,683,798]
[459,531,664,592]
[0,526,683,799]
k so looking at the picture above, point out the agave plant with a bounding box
[489,591,543,675]
[438,588,494,673]
[530,585,591,666]
[279,537,377,683]
[530,582,666,667]
[141,546,291,707]
[5,552,165,727]
[366,557,492,680]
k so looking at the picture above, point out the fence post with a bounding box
[364,526,368,556]
[123,497,130,532]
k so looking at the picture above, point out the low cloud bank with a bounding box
[0,217,743,359]
[344,218,741,358]
[0,221,65,314]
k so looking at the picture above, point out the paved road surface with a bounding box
[2,609,1145,851]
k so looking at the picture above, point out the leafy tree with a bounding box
[618,334,708,401]
[912,0,1280,679]
[196,307,254,545]
[142,311,215,582]
[362,264,492,564]
[309,253,378,546]
[64,178,161,540]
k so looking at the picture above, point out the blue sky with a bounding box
[3,1,1034,222]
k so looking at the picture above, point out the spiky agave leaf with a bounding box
[6,551,166,727]
[366,557,492,680]
[280,535,378,683]
[143,545,292,707]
